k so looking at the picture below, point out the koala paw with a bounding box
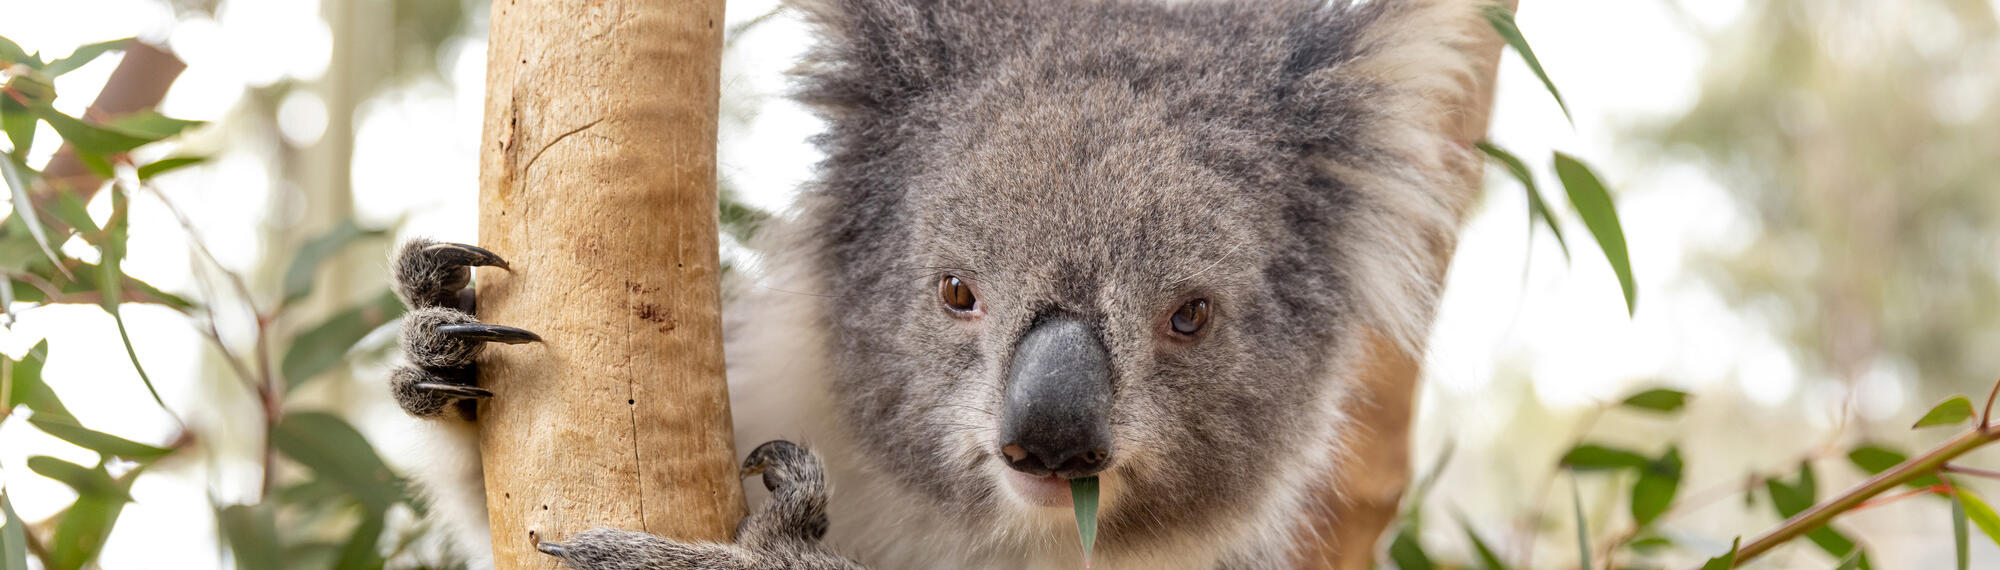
[537,441,864,570]
[388,238,540,420]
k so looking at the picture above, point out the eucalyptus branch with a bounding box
[1725,425,2000,566]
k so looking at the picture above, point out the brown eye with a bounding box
[940,275,979,314]
[1170,299,1210,336]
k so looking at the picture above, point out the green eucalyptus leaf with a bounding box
[1846,444,1944,488]
[1630,446,1682,528]
[136,156,204,180]
[1455,513,1508,570]
[281,290,406,389]
[2,492,27,570]
[27,415,171,461]
[1620,388,1689,413]
[1476,141,1569,260]
[1,98,35,160]
[6,341,71,420]
[1553,152,1636,316]
[282,220,386,307]
[0,155,67,276]
[29,105,152,156]
[217,503,282,570]
[1913,396,1976,429]
[1958,491,2000,552]
[332,511,387,570]
[1070,476,1098,567]
[1386,527,1435,570]
[0,36,34,67]
[25,456,130,503]
[1699,537,1739,570]
[44,462,141,570]
[43,39,128,77]
[270,411,405,512]
[1954,493,1970,570]
[103,111,202,141]
[1560,443,1649,471]
[1482,4,1572,124]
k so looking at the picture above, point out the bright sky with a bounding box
[3,0,1895,567]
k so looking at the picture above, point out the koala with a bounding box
[388,0,1484,568]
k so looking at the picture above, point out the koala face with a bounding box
[795,0,1474,553]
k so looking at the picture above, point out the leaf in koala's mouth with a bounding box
[1071,476,1099,568]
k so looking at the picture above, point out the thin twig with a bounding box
[1981,374,2000,429]
[1943,464,2000,481]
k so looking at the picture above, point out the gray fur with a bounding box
[389,0,1484,567]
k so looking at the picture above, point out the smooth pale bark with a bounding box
[474,1,740,567]
[1300,2,1514,568]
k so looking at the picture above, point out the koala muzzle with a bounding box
[997,317,1114,479]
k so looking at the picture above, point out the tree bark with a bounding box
[1298,1,1514,568]
[474,1,740,568]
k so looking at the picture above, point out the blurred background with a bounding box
[0,0,1994,567]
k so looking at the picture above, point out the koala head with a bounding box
[786,0,1479,551]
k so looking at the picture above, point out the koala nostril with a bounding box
[1001,444,1030,464]
[999,440,1112,477]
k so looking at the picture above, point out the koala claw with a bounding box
[411,382,493,400]
[421,241,511,271]
[436,323,542,344]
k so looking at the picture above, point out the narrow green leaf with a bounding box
[1846,444,1944,488]
[1913,396,1976,429]
[26,416,171,461]
[28,105,153,156]
[281,220,386,307]
[1560,443,1650,471]
[1,99,35,160]
[43,39,128,77]
[0,36,33,67]
[1387,527,1436,570]
[95,187,168,413]
[1553,152,1636,316]
[44,463,141,570]
[281,290,406,389]
[1630,446,1682,528]
[332,511,386,570]
[270,412,405,512]
[1455,513,1508,570]
[102,111,202,141]
[1483,5,1573,124]
[5,341,70,421]
[1070,476,1098,567]
[217,504,282,570]
[0,155,67,277]
[1569,472,1591,570]
[1954,492,1970,570]
[1620,388,1689,413]
[1,492,29,570]
[136,156,204,180]
[1958,490,2000,551]
[1699,537,1739,570]
[25,456,130,503]
[1476,141,1569,260]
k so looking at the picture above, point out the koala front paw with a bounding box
[388,239,540,420]
[537,441,864,570]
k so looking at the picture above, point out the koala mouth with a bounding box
[1001,470,1076,508]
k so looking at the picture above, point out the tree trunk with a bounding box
[1298,1,1514,568]
[473,1,740,568]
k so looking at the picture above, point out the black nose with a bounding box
[997,317,1114,478]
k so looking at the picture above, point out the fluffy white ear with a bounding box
[1295,0,1491,354]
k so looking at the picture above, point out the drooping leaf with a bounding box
[1954,493,1970,570]
[1483,5,1573,124]
[1,98,35,160]
[217,503,282,570]
[1627,535,1673,552]
[102,111,202,141]
[94,186,168,412]
[1957,490,2000,551]
[1913,396,1976,429]
[28,416,171,461]
[136,156,204,180]
[1386,527,1436,570]
[270,412,405,512]
[282,220,386,307]
[5,341,71,421]
[0,36,34,67]
[1553,152,1636,316]
[1476,141,1569,260]
[1,492,28,570]
[43,38,128,77]
[0,155,67,276]
[1569,472,1592,570]
[1455,513,1508,570]
[1070,476,1098,567]
[332,511,387,570]
[1620,388,1689,413]
[1630,446,1682,528]
[43,462,141,570]
[28,105,154,156]
[1560,443,1650,471]
[281,289,406,389]
[1846,444,1943,488]
[1699,537,1739,570]
[25,456,131,503]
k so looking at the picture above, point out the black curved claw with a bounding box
[414,382,494,400]
[424,242,511,271]
[535,542,569,557]
[437,323,542,344]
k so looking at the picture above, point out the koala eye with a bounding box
[1169,298,1210,337]
[940,275,980,315]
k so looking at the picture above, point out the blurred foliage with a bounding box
[1649,0,2000,392]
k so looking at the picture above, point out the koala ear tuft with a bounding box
[789,0,1013,117]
